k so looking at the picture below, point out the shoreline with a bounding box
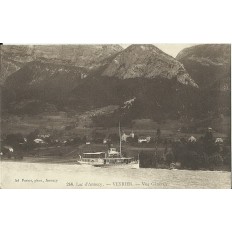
[1,158,230,172]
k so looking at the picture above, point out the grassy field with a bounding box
[2,112,229,138]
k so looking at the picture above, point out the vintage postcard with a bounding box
[0,44,231,188]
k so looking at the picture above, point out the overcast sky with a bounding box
[121,44,196,58]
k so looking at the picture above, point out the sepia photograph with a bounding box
[1,1,232,232]
[0,44,231,188]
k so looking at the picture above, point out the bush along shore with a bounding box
[1,128,231,171]
[140,130,230,171]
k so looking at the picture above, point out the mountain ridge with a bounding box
[176,44,231,90]
[2,44,230,124]
[0,45,123,84]
[96,44,198,87]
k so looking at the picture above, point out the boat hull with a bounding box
[94,162,139,169]
[78,159,104,166]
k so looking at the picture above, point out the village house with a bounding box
[138,136,151,144]
[215,138,223,144]
[34,138,45,144]
[19,138,27,145]
[188,136,197,143]
[121,131,135,142]
[3,145,14,152]
[103,138,110,144]
[0,145,14,158]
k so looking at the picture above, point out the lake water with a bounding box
[1,161,231,189]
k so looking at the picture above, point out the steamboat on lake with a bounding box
[78,148,139,169]
[77,122,139,169]
[94,147,139,168]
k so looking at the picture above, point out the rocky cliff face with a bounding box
[0,45,123,84]
[176,44,231,118]
[176,44,231,90]
[98,44,198,87]
[2,44,200,118]
[32,45,123,67]
[4,60,89,108]
[0,45,34,84]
